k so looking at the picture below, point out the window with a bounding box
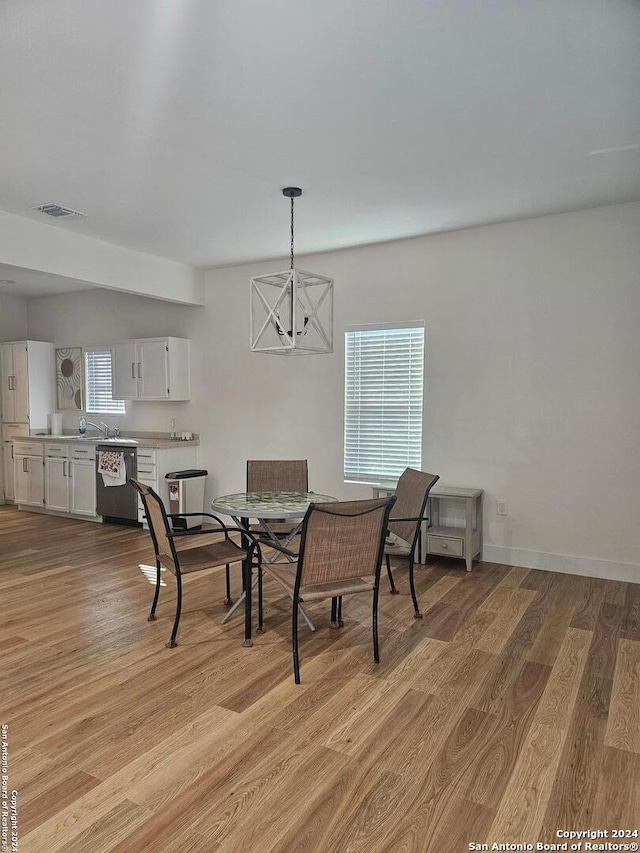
[84,349,125,415]
[344,321,424,484]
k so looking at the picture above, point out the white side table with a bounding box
[372,482,483,571]
[427,486,483,572]
[372,482,400,499]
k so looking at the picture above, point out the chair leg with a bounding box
[409,554,422,618]
[167,570,182,648]
[386,555,399,594]
[292,598,301,684]
[224,563,233,606]
[330,596,344,629]
[257,565,264,633]
[372,586,380,664]
[148,558,161,621]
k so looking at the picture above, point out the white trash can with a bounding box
[165,469,208,529]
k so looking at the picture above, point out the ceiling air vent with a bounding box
[33,203,86,218]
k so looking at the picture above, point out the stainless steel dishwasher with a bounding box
[95,445,139,524]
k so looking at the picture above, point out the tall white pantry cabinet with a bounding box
[1,340,55,502]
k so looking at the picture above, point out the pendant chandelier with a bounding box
[250,187,334,355]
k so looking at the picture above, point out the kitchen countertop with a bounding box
[21,434,199,449]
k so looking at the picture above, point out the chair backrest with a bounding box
[246,459,309,493]
[130,479,177,566]
[297,496,396,588]
[389,468,440,545]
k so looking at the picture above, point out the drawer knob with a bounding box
[441,542,448,549]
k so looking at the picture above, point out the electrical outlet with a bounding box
[496,500,508,516]
[169,418,176,430]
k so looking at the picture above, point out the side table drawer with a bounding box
[427,535,464,557]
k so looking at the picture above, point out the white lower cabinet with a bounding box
[2,425,30,502]
[45,456,70,511]
[14,442,45,507]
[44,443,97,517]
[2,441,14,501]
[70,458,97,516]
[12,438,197,522]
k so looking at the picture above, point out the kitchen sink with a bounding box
[49,435,138,443]
[48,435,94,440]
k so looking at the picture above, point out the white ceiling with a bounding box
[0,0,639,277]
[0,264,94,298]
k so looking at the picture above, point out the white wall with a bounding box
[0,293,28,341]
[26,287,202,435]
[25,203,640,580]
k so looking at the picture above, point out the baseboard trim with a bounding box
[482,544,640,584]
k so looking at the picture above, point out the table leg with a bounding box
[242,554,252,646]
[236,515,253,647]
[465,497,474,572]
[258,519,316,632]
[218,512,316,637]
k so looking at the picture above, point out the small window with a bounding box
[84,349,125,415]
[344,321,424,484]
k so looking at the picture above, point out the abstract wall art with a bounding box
[55,347,83,411]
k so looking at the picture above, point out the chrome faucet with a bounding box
[86,421,110,438]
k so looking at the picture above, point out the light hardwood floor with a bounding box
[1,505,639,852]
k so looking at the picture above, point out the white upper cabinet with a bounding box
[0,341,55,428]
[111,341,138,399]
[138,339,171,398]
[112,337,190,401]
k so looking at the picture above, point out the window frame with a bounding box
[83,346,126,416]
[343,320,425,485]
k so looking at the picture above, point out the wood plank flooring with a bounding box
[1,505,638,852]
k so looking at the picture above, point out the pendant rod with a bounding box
[290,194,294,270]
[282,187,302,271]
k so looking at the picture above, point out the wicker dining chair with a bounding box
[246,459,309,493]
[246,459,309,542]
[258,495,396,683]
[131,479,261,648]
[384,468,440,618]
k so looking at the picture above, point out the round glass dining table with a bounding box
[211,490,337,520]
[210,491,338,645]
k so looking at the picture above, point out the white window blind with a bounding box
[344,322,424,483]
[84,349,125,415]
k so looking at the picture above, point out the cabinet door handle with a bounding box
[137,362,142,378]
[23,458,28,473]
[63,461,67,477]
[131,362,136,379]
